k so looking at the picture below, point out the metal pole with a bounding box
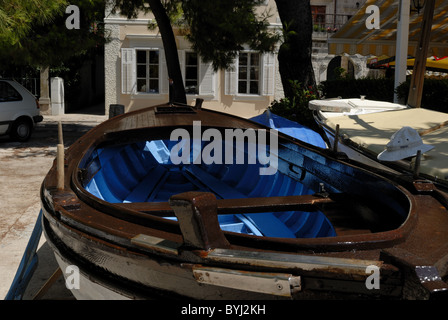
[57,121,65,190]
[394,0,410,103]
[407,0,436,108]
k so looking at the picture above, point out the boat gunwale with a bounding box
[70,173,419,252]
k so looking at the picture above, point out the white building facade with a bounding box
[104,1,285,119]
[104,0,372,118]
[310,0,377,84]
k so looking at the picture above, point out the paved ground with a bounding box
[0,112,107,300]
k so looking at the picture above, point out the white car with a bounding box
[0,79,43,141]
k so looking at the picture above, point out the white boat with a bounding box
[310,98,448,186]
[309,98,407,115]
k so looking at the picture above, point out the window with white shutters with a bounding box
[121,47,217,98]
[179,51,216,97]
[225,51,275,97]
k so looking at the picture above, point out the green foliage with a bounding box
[181,0,279,71]
[396,77,448,113]
[279,20,298,50]
[319,78,396,102]
[333,67,347,79]
[269,80,318,127]
[112,0,279,71]
[0,0,67,46]
[0,0,107,68]
[112,0,150,19]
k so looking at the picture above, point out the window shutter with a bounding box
[159,49,169,94]
[262,52,275,96]
[121,48,135,94]
[178,50,186,81]
[199,58,215,97]
[224,57,238,96]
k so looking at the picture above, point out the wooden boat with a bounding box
[311,98,448,186]
[41,102,448,300]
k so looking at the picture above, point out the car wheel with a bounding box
[10,118,32,142]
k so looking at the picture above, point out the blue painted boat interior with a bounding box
[81,138,336,239]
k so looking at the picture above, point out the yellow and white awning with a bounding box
[328,0,448,57]
[368,56,448,71]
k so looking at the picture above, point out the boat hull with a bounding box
[42,205,388,300]
[53,253,131,300]
[43,206,309,300]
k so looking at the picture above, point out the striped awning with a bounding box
[369,55,448,71]
[328,0,448,57]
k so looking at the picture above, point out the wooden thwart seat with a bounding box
[114,193,335,215]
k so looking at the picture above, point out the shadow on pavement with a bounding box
[0,122,99,151]
[22,242,75,300]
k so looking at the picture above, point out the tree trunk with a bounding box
[274,0,315,99]
[148,0,186,104]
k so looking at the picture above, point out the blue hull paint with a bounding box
[82,138,336,239]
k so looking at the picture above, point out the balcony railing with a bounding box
[312,13,353,38]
